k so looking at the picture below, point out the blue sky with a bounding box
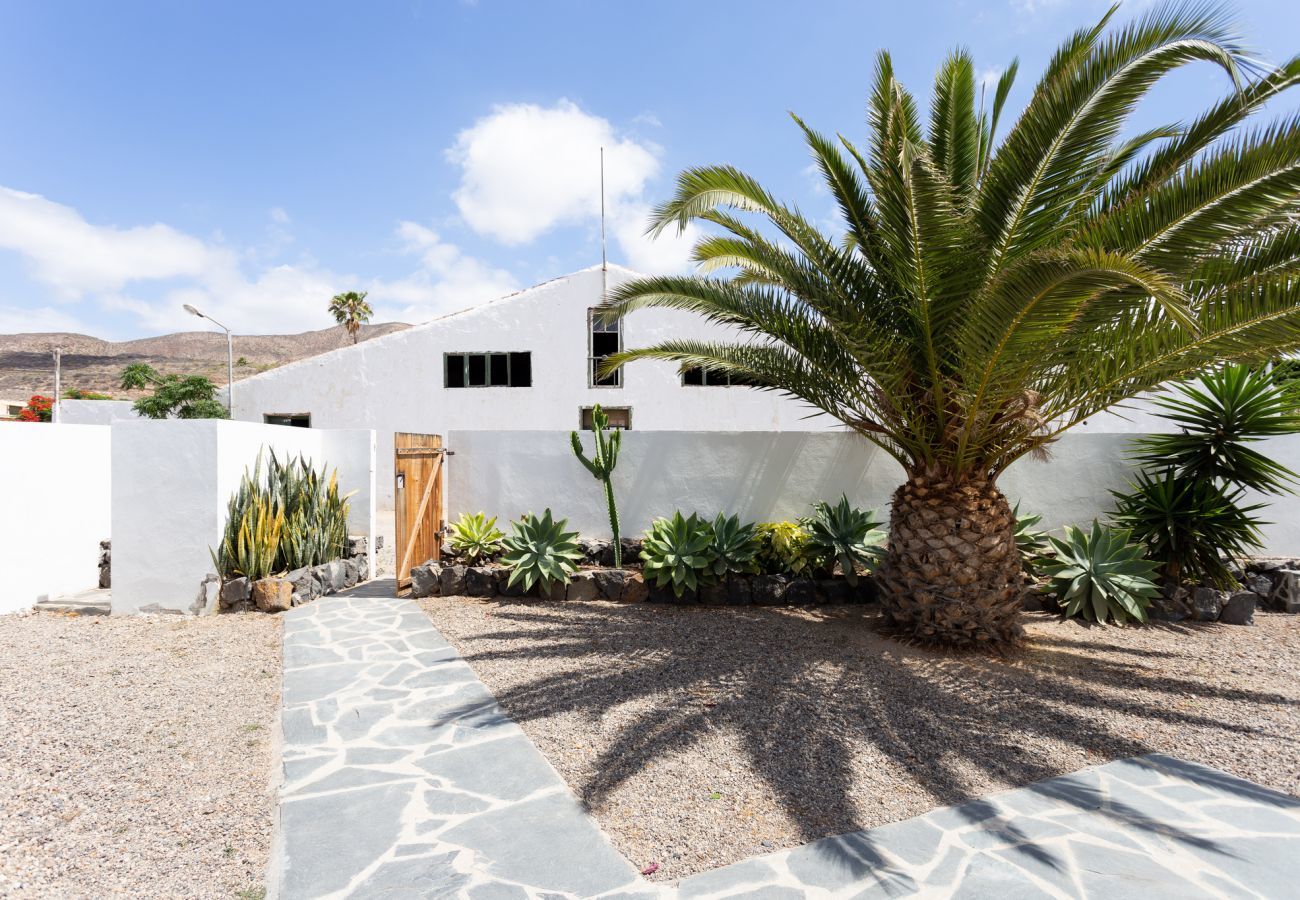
[1,0,1298,339]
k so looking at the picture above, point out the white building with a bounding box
[230,264,840,507]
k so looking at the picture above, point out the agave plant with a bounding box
[1040,522,1160,625]
[500,509,584,594]
[641,511,718,597]
[804,496,887,585]
[599,3,1300,646]
[448,512,505,564]
[708,512,761,577]
[1012,503,1052,574]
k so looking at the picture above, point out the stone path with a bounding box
[34,587,111,615]
[275,580,644,898]
[276,581,1300,898]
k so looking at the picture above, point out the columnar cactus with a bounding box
[570,404,623,567]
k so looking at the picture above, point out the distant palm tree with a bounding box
[603,2,1300,647]
[329,291,373,344]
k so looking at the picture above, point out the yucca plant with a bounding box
[1040,522,1161,625]
[805,496,888,584]
[500,509,584,594]
[600,3,1300,646]
[448,512,506,564]
[708,512,761,577]
[1115,363,1297,586]
[642,511,719,597]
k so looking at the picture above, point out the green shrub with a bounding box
[641,511,718,597]
[804,495,886,584]
[500,509,583,594]
[754,521,817,575]
[707,513,760,578]
[1040,522,1159,625]
[448,512,505,564]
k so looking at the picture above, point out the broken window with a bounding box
[445,352,532,388]
[589,309,622,387]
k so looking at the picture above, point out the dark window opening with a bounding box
[444,352,532,388]
[265,413,311,427]
[589,308,622,387]
[581,406,631,430]
[682,366,761,387]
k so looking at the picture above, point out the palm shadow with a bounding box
[431,599,1294,873]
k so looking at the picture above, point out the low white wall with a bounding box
[447,430,1300,556]
[111,420,376,615]
[58,399,141,425]
[0,424,112,613]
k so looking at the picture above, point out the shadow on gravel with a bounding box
[444,601,1291,864]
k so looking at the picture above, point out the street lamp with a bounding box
[183,304,233,415]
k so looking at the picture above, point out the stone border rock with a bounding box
[217,535,372,614]
[409,560,878,606]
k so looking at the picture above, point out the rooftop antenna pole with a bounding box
[600,146,608,295]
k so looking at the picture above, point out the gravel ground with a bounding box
[0,610,280,899]
[421,597,1300,882]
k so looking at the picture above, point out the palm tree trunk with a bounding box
[876,471,1024,646]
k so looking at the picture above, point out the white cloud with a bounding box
[447,99,697,274]
[0,303,89,334]
[609,204,699,275]
[0,187,233,299]
[448,99,660,246]
[369,222,519,322]
[0,187,518,336]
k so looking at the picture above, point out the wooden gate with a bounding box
[394,432,446,591]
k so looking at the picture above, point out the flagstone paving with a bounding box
[275,581,1300,898]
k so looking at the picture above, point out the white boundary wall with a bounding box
[59,399,142,425]
[447,430,1300,557]
[0,424,112,613]
[111,420,375,615]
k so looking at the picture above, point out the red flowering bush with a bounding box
[16,395,53,422]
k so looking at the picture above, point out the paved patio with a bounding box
[275,581,1300,898]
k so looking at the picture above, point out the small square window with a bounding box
[581,406,631,430]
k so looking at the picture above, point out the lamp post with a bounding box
[183,304,233,415]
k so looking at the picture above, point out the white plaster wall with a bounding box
[229,265,843,509]
[447,430,1300,557]
[0,424,112,613]
[111,420,376,615]
[59,399,141,426]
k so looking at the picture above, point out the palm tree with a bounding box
[329,291,373,344]
[602,2,1300,647]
